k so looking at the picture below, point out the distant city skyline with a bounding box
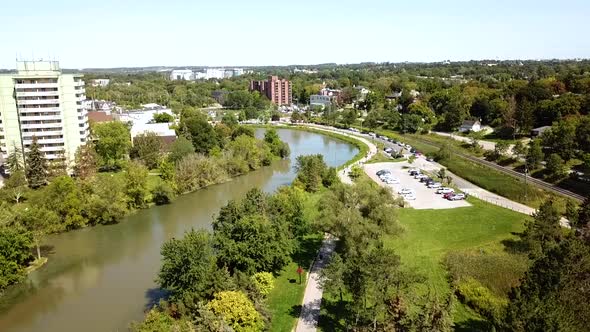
[2,0,590,69]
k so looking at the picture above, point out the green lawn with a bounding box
[266,190,325,331]
[384,198,527,326]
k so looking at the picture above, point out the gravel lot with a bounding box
[364,161,471,209]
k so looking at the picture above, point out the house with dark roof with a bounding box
[458,120,481,133]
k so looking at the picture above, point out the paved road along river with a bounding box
[0,128,359,332]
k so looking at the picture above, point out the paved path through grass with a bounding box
[295,235,336,332]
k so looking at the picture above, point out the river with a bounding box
[0,128,358,332]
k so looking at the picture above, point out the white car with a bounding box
[427,182,442,189]
[384,147,393,153]
[408,168,418,173]
[437,187,454,194]
[450,193,466,200]
[399,188,415,195]
[404,194,417,200]
[415,174,427,180]
[385,178,400,184]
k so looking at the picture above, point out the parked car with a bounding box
[399,188,415,195]
[420,176,431,183]
[409,171,420,176]
[428,182,442,189]
[376,169,390,176]
[385,178,400,184]
[426,157,434,162]
[384,147,393,153]
[404,194,417,200]
[443,192,455,199]
[449,193,466,200]
[415,174,427,180]
[437,187,454,194]
[408,168,418,173]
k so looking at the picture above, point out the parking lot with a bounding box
[364,162,472,209]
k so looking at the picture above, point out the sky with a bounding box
[2,0,590,69]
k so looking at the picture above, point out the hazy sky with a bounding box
[2,0,589,68]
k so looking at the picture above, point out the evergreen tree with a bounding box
[5,144,24,173]
[522,200,562,257]
[25,136,47,188]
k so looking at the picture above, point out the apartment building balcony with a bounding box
[20,114,62,121]
[75,87,86,94]
[20,122,63,129]
[73,81,85,87]
[19,106,61,113]
[15,82,59,89]
[16,90,60,97]
[17,99,60,106]
[22,130,63,137]
[24,137,65,145]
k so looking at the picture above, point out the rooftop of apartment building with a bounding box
[0,60,82,78]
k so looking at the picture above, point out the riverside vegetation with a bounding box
[0,111,289,294]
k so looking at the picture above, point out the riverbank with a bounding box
[0,128,360,332]
[246,123,370,170]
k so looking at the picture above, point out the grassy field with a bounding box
[384,198,527,326]
[266,190,325,331]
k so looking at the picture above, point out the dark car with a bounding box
[426,180,435,186]
[409,170,420,176]
[420,177,432,183]
[443,192,455,199]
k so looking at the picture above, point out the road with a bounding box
[432,131,515,155]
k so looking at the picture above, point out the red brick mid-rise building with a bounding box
[249,76,292,105]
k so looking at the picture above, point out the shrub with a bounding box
[456,277,508,321]
[175,154,228,194]
[251,272,275,297]
[152,183,176,205]
[207,291,264,332]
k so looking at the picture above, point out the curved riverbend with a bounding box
[0,128,359,332]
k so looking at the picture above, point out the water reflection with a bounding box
[0,128,358,332]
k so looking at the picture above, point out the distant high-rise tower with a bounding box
[249,76,292,105]
[0,61,89,167]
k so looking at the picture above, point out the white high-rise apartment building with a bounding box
[0,61,89,167]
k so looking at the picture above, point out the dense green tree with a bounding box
[294,154,329,192]
[213,189,293,274]
[542,119,578,161]
[341,109,357,127]
[545,153,568,179]
[130,132,163,169]
[17,206,59,260]
[526,139,544,170]
[157,229,231,300]
[131,309,194,332]
[43,176,87,229]
[0,226,32,291]
[400,113,424,133]
[184,117,220,155]
[504,237,590,332]
[93,121,131,170]
[167,136,195,164]
[25,136,47,188]
[522,200,563,257]
[83,174,128,225]
[124,161,150,209]
[263,128,290,158]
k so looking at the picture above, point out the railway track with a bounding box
[405,135,586,202]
